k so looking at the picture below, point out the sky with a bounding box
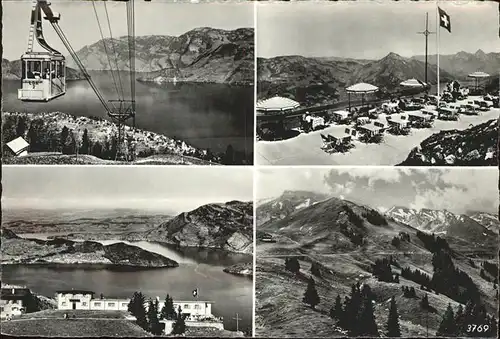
[257,167,498,215]
[2,166,253,213]
[257,1,499,59]
[2,0,254,60]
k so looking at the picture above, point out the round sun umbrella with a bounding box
[400,78,427,88]
[400,79,428,98]
[256,96,300,115]
[468,71,490,91]
[345,83,379,111]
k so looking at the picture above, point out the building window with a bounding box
[0,307,4,312]
[108,303,115,307]
[173,304,178,308]
[94,302,101,306]
[82,302,87,306]
[62,302,67,306]
[194,304,200,310]
[183,304,189,309]
[122,303,128,307]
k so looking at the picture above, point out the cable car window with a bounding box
[51,61,56,79]
[42,61,50,79]
[22,60,27,80]
[56,61,61,78]
[27,60,42,79]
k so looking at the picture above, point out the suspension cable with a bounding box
[91,1,121,100]
[126,0,136,127]
[51,22,110,113]
[104,1,125,100]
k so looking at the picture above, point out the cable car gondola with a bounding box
[17,0,137,161]
[18,1,66,102]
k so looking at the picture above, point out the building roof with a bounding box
[1,288,31,300]
[174,300,213,304]
[56,290,95,295]
[6,137,29,154]
[256,96,300,112]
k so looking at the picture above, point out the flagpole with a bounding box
[436,0,440,102]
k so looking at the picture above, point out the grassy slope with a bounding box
[2,153,216,165]
[255,199,498,337]
[1,309,150,337]
[256,251,497,338]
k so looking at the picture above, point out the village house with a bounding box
[0,287,32,319]
[5,137,29,157]
[55,291,219,322]
[56,290,129,311]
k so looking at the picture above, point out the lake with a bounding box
[1,238,253,332]
[2,72,254,155]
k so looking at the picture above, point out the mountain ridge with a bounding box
[66,27,254,85]
[145,200,253,254]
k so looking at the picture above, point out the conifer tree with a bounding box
[302,276,320,309]
[147,299,163,335]
[333,294,343,321]
[359,297,379,337]
[420,293,430,309]
[81,129,90,154]
[160,294,176,320]
[454,304,465,335]
[436,303,458,337]
[285,257,300,273]
[128,292,148,330]
[386,296,401,337]
[311,262,322,277]
[172,305,186,334]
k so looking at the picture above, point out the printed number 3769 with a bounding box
[467,324,490,333]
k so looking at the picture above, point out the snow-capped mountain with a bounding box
[386,206,456,232]
[256,190,330,226]
[467,211,500,234]
[385,206,497,242]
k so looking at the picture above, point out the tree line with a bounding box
[127,292,185,335]
[3,114,253,164]
[285,255,497,337]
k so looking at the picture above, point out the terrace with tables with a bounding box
[257,88,499,165]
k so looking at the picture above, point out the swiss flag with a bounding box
[438,7,451,33]
[192,288,198,297]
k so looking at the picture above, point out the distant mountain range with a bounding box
[385,206,499,238]
[258,50,499,105]
[258,190,498,246]
[66,27,254,85]
[412,49,500,79]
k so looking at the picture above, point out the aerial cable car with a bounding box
[18,0,66,101]
[18,0,137,161]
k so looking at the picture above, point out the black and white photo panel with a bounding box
[1,166,254,337]
[2,0,254,165]
[256,1,499,166]
[255,167,498,337]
